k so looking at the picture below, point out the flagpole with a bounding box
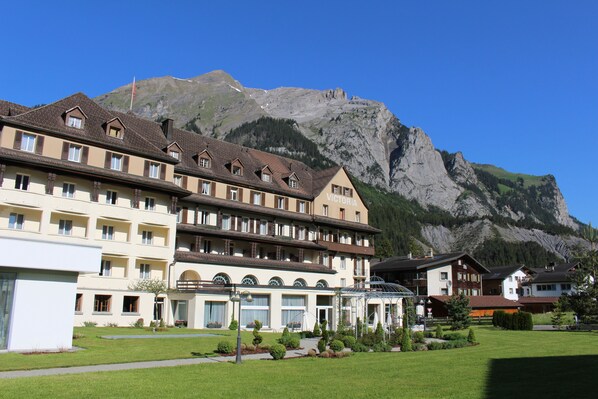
[129,76,136,111]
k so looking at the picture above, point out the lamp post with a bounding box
[230,285,252,364]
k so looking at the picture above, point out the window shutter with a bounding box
[81,146,89,164]
[122,156,129,173]
[35,135,44,155]
[61,142,69,160]
[182,176,188,189]
[211,182,216,197]
[261,194,265,207]
[105,152,112,169]
[268,221,274,236]
[197,179,203,193]
[236,216,242,232]
[159,164,166,180]
[182,208,188,224]
[143,160,149,177]
[306,202,310,214]
[295,225,299,239]
[13,131,22,150]
[239,188,243,202]
[250,218,255,233]
[296,201,300,212]
[284,198,289,210]
[226,187,231,200]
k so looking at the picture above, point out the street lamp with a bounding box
[230,286,253,364]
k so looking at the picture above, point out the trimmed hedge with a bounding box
[493,311,533,330]
[269,344,286,360]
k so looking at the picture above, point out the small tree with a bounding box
[401,326,412,352]
[435,324,443,339]
[446,293,471,330]
[313,321,321,337]
[129,278,168,332]
[375,321,384,340]
[467,328,476,344]
[252,320,263,347]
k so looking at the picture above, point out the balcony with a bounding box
[314,239,375,256]
[176,279,226,292]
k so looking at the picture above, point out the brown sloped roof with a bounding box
[0,100,30,117]
[372,252,489,273]
[431,295,521,309]
[517,296,560,305]
[3,93,175,163]
[484,265,524,280]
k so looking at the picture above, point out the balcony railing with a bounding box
[314,239,375,256]
[176,280,226,291]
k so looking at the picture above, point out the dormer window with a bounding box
[170,150,180,160]
[258,165,273,182]
[108,127,121,138]
[68,116,82,129]
[262,173,271,182]
[232,165,242,176]
[289,177,299,189]
[199,157,211,168]
[104,117,125,139]
[229,159,244,176]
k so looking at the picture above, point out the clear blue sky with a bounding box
[2,1,597,224]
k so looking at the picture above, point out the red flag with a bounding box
[129,76,136,111]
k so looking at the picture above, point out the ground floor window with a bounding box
[94,295,111,313]
[241,294,269,327]
[172,300,188,324]
[122,296,139,313]
[75,293,83,312]
[281,295,306,329]
[204,301,226,328]
[1,272,16,350]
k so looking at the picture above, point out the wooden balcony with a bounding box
[314,240,375,256]
[176,279,226,292]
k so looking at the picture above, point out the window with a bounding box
[343,187,353,197]
[509,288,514,294]
[75,293,83,312]
[100,260,111,277]
[14,174,29,190]
[316,280,328,288]
[340,278,346,287]
[122,296,139,313]
[276,197,285,209]
[198,211,210,225]
[221,215,231,230]
[176,207,182,223]
[21,133,36,152]
[322,253,329,266]
[229,188,238,201]
[169,150,180,160]
[241,218,249,233]
[142,231,153,245]
[144,197,155,211]
[232,165,242,176]
[298,201,306,213]
[68,144,82,162]
[241,275,258,285]
[94,295,111,312]
[339,208,346,220]
[110,154,123,171]
[173,175,183,187]
[340,256,346,270]
[68,116,82,128]
[281,295,306,328]
[355,211,361,222]
[201,181,211,195]
[288,178,298,188]
[8,213,24,230]
[203,240,212,254]
[62,183,75,198]
[322,205,329,216]
[508,276,513,282]
[277,224,285,236]
[253,192,262,205]
[440,272,448,281]
[102,225,114,240]
[262,173,271,182]
[58,219,72,236]
[355,258,364,275]
[149,163,160,179]
[241,294,269,327]
[293,279,306,287]
[108,127,121,138]
[139,264,151,279]
[441,288,449,295]
[106,190,117,205]
[340,233,348,244]
[356,235,363,246]
[269,277,283,286]
[298,226,306,240]
[259,220,268,235]
[199,157,210,168]
[561,283,572,291]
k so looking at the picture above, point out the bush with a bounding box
[245,343,256,351]
[313,321,321,337]
[105,322,118,327]
[286,337,300,349]
[359,332,382,347]
[401,327,412,352]
[375,321,384,340]
[352,342,370,352]
[443,332,465,341]
[83,321,97,327]
[427,341,445,351]
[216,341,234,354]
[413,331,425,344]
[159,319,165,328]
[342,335,357,349]
[228,319,238,330]
[131,318,144,328]
[413,343,428,351]
[389,328,404,346]
[435,324,443,339]
[269,344,286,360]
[317,338,327,353]
[467,328,476,343]
[252,320,263,347]
[329,339,345,352]
[321,320,329,341]
[372,342,392,352]
[282,327,290,339]
[493,311,533,330]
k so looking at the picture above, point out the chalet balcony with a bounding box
[314,239,375,256]
[176,279,226,292]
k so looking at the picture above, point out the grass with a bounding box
[0,327,280,372]
[0,327,597,398]
[532,311,575,325]
[473,164,545,188]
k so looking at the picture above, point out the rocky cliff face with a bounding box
[95,70,580,257]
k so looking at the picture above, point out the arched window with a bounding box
[213,273,231,285]
[268,277,284,286]
[293,278,307,287]
[241,275,258,285]
[316,280,328,288]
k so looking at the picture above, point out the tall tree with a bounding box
[446,293,472,330]
[129,278,168,331]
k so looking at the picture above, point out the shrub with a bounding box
[259,344,269,350]
[435,324,443,339]
[216,341,234,354]
[174,320,187,328]
[286,337,300,349]
[131,318,144,328]
[467,328,477,343]
[252,320,263,347]
[372,342,392,352]
[282,327,290,338]
[330,339,345,353]
[443,332,465,341]
[269,344,286,360]
[375,321,384,340]
[307,348,317,357]
[245,344,256,351]
[352,342,370,352]
[159,319,165,328]
[83,321,97,327]
[413,331,425,344]
[105,322,118,327]
[313,321,321,337]
[342,335,357,349]
[321,320,329,341]
[360,332,382,347]
[413,343,428,351]
[206,322,222,328]
[72,333,85,340]
[427,341,444,351]
[317,338,327,353]
[228,319,238,330]
[389,328,404,346]
[401,327,412,352]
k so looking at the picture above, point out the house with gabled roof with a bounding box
[483,264,528,300]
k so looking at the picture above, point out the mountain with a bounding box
[96,70,583,264]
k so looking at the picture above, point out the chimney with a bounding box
[161,118,174,140]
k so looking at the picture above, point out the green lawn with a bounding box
[1,327,597,398]
[532,311,575,326]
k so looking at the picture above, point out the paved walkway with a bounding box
[0,338,320,380]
